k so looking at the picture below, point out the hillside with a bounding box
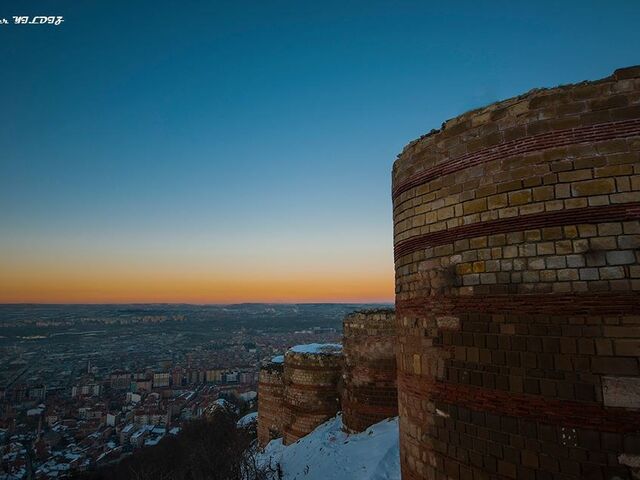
[258,415,400,480]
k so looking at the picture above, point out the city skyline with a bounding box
[2,1,640,303]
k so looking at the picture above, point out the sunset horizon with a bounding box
[1,2,639,479]
[2,1,638,305]
[0,287,395,305]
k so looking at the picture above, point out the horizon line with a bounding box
[0,300,395,306]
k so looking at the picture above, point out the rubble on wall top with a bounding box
[396,65,640,159]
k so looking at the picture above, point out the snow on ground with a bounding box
[237,412,258,428]
[258,414,400,480]
[289,343,343,355]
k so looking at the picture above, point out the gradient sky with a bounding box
[1,1,639,303]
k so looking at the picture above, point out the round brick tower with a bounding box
[282,343,342,445]
[257,357,284,448]
[342,309,398,433]
[392,66,640,480]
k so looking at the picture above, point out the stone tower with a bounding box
[281,344,342,445]
[257,358,285,448]
[392,66,640,479]
[342,309,398,433]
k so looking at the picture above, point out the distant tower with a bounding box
[36,415,42,441]
[281,344,343,445]
[257,359,285,447]
[342,309,397,433]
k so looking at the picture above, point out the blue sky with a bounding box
[1,1,639,302]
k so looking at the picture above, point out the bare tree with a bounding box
[82,409,273,480]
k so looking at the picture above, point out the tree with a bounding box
[81,409,274,480]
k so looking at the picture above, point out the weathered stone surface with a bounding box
[281,347,342,445]
[393,66,640,480]
[342,309,397,433]
[257,362,284,448]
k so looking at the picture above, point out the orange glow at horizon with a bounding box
[0,273,394,304]
[0,259,395,304]
[1,228,395,304]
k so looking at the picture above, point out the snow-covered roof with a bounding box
[144,436,162,447]
[213,398,239,413]
[214,398,231,409]
[121,423,135,433]
[240,391,257,401]
[237,412,258,428]
[289,343,342,355]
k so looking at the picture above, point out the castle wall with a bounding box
[257,361,284,448]
[342,309,398,432]
[392,66,640,479]
[282,346,342,445]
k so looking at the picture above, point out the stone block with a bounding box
[571,178,616,197]
[508,189,532,206]
[566,254,586,268]
[546,256,567,269]
[602,377,640,409]
[618,235,640,249]
[599,266,625,279]
[463,198,487,215]
[579,268,600,280]
[614,340,640,357]
[606,250,636,265]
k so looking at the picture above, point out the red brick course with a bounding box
[393,118,640,200]
[398,371,640,434]
[394,202,639,261]
[397,292,639,315]
[393,66,640,479]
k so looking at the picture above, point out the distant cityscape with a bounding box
[0,303,388,479]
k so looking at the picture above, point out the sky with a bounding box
[1,1,639,304]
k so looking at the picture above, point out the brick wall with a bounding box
[342,309,398,433]
[257,362,284,448]
[281,349,342,445]
[392,66,640,479]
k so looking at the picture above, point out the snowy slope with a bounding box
[258,414,400,480]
